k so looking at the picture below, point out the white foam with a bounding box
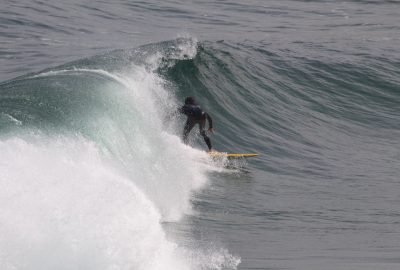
[0,137,188,270]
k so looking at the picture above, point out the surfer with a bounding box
[179,97,214,151]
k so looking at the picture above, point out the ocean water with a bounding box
[1,1,400,269]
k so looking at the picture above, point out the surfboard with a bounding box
[208,152,259,159]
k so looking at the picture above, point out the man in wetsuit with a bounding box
[179,97,214,151]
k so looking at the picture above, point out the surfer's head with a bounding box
[185,96,195,105]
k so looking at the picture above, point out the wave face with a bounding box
[164,40,400,178]
[0,38,240,270]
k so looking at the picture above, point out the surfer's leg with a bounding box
[199,118,212,151]
[183,119,195,144]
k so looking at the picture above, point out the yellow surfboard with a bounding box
[208,152,259,159]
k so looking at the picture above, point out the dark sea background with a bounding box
[1,1,400,270]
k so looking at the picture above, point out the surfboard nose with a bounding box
[208,152,259,159]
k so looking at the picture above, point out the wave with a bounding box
[0,38,240,270]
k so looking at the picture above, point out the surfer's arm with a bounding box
[206,113,213,130]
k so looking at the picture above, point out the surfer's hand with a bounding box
[208,128,214,133]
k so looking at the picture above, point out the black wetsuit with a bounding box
[179,104,213,150]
